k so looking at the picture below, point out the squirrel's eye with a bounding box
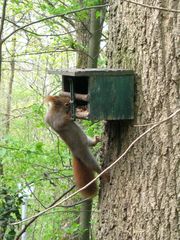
[64,103,70,113]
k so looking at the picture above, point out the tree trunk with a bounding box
[76,19,90,68]
[0,42,3,87]
[97,1,180,240]
[87,8,102,68]
[79,199,93,240]
[77,3,106,240]
[75,6,92,240]
[0,0,8,87]
[76,0,90,68]
[5,32,16,134]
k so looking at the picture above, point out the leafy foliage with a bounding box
[0,0,107,238]
[0,186,22,240]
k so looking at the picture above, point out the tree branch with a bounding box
[124,0,180,13]
[0,144,49,156]
[2,17,76,37]
[3,49,93,60]
[15,185,75,240]
[61,197,91,208]
[43,0,75,27]
[2,4,109,43]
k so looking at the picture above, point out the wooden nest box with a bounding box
[50,69,134,120]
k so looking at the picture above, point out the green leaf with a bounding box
[96,10,101,18]
[0,149,7,158]
[35,142,43,152]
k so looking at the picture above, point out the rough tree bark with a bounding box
[87,7,105,68]
[76,19,90,68]
[97,1,180,240]
[76,0,90,68]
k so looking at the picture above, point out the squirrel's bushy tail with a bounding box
[72,157,97,198]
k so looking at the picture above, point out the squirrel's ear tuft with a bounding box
[44,96,62,104]
[44,96,52,104]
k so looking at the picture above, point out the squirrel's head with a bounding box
[44,96,71,114]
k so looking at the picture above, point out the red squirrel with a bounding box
[45,95,103,198]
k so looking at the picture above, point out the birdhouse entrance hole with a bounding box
[62,76,89,108]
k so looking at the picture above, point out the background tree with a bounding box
[76,2,106,240]
[97,1,179,240]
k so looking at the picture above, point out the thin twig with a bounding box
[12,108,180,226]
[24,179,47,209]
[0,111,32,126]
[0,144,49,156]
[1,17,77,37]
[43,209,98,214]
[134,121,163,127]
[2,49,93,60]
[15,185,75,240]
[124,0,180,13]
[2,4,109,43]
[61,197,91,208]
